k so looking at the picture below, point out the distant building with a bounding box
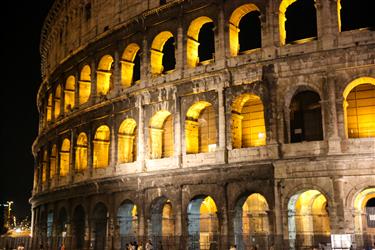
[31,0,375,250]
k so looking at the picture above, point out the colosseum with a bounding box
[30,0,375,249]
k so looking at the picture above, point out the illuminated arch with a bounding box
[229,4,260,56]
[93,125,110,168]
[149,197,174,248]
[42,150,48,183]
[118,118,137,164]
[75,133,88,172]
[234,193,270,249]
[288,190,330,249]
[343,77,375,138]
[187,196,219,249]
[60,138,71,177]
[151,31,174,75]
[117,200,138,248]
[231,93,266,148]
[121,43,141,87]
[79,65,91,105]
[64,75,76,112]
[54,85,62,118]
[186,101,216,154]
[279,0,317,45]
[149,110,173,159]
[187,16,214,67]
[50,144,57,178]
[97,55,114,95]
[353,188,375,242]
[46,93,53,123]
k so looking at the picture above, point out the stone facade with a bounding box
[31,0,375,249]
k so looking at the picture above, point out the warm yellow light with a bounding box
[54,85,61,118]
[59,139,71,177]
[64,75,75,112]
[46,93,52,123]
[279,0,298,46]
[93,125,110,168]
[79,65,91,104]
[229,4,260,56]
[50,144,57,178]
[151,31,173,75]
[97,55,114,95]
[121,43,140,87]
[75,132,88,172]
[149,110,173,159]
[200,196,217,214]
[118,118,137,164]
[186,16,213,67]
[242,193,269,234]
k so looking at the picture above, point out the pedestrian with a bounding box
[229,244,236,250]
[145,240,153,250]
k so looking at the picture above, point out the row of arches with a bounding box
[37,78,375,185]
[36,187,375,249]
[42,0,374,126]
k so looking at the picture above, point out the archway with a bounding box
[353,188,375,248]
[279,0,317,45]
[54,85,61,118]
[289,90,323,143]
[288,190,330,249]
[97,55,114,95]
[151,31,175,75]
[338,0,375,32]
[121,43,141,87]
[234,193,270,250]
[56,208,68,249]
[188,196,219,250]
[60,139,71,177]
[117,200,138,249]
[75,132,88,172]
[46,93,52,123]
[93,125,110,168]
[185,101,216,154]
[149,197,174,249]
[79,65,91,105]
[72,206,86,250]
[229,4,261,56]
[92,203,108,250]
[343,77,375,139]
[118,119,137,164]
[231,93,266,148]
[64,75,75,112]
[149,111,174,159]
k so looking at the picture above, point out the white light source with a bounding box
[208,144,216,152]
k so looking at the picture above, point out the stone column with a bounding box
[273,180,284,249]
[137,96,146,171]
[217,82,227,163]
[215,6,225,64]
[173,92,182,166]
[112,50,121,97]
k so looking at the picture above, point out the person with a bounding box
[229,244,236,250]
[145,240,153,250]
[137,243,143,250]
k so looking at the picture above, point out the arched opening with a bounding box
[121,43,141,87]
[79,65,91,105]
[186,101,216,154]
[187,17,215,67]
[188,196,219,250]
[54,85,62,119]
[149,111,174,159]
[47,211,54,246]
[64,75,75,112]
[353,188,375,248]
[118,119,137,164]
[117,200,138,249]
[343,77,375,139]
[229,4,261,56]
[234,193,270,250]
[93,125,110,168]
[151,31,176,75]
[42,150,48,184]
[56,208,68,249]
[338,0,375,32]
[289,90,323,143]
[231,93,266,148]
[46,93,53,123]
[59,139,70,177]
[279,0,317,45]
[75,133,88,172]
[97,55,114,95]
[149,197,174,249]
[72,206,86,250]
[288,190,330,249]
[92,203,108,250]
[50,145,57,179]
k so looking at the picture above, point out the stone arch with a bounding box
[64,75,75,112]
[185,101,217,154]
[117,200,138,248]
[187,195,219,250]
[93,125,110,168]
[72,205,86,250]
[79,65,91,105]
[231,93,266,148]
[118,118,137,164]
[46,93,53,123]
[187,16,215,67]
[97,55,114,95]
[121,43,141,87]
[229,3,261,56]
[149,110,173,159]
[50,144,57,180]
[42,150,48,184]
[279,0,317,45]
[91,202,108,250]
[342,76,375,139]
[56,207,68,247]
[54,84,62,118]
[151,31,175,75]
[59,138,70,177]
[75,132,88,172]
[233,193,271,250]
[286,188,331,249]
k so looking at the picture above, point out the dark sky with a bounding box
[0,1,55,219]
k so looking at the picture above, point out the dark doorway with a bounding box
[162,37,176,73]
[340,0,375,31]
[72,206,85,250]
[132,51,141,83]
[198,22,215,62]
[239,11,261,52]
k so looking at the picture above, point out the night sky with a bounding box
[0,1,55,219]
